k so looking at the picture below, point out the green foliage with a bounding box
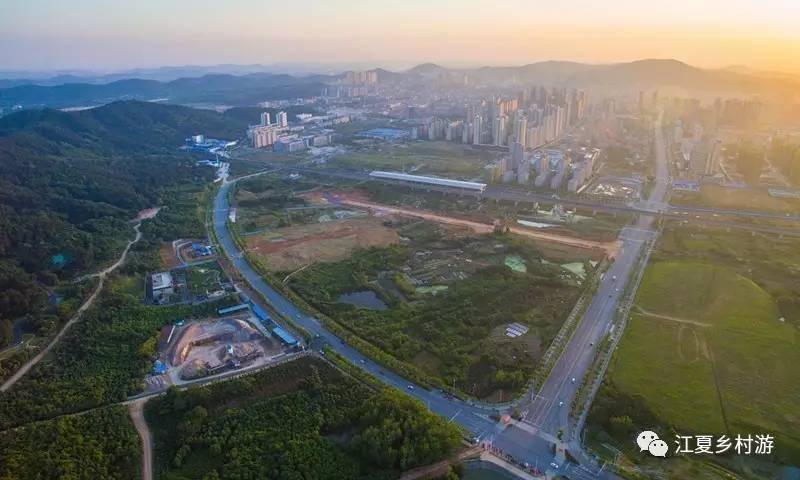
[0,405,140,480]
[0,101,242,339]
[289,244,580,398]
[146,357,462,480]
[0,287,235,429]
[352,389,462,470]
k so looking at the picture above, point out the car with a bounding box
[550,462,560,469]
[615,287,620,292]
[558,401,564,407]
[589,341,594,346]
[359,358,366,364]
[571,377,576,383]
[407,385,415,390]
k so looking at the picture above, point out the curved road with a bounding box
[213,176,513,436]
[1,214,152,392]
[213,138,674,479]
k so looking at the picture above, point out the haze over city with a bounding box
[1,2,800,480]
[2,0,800,74]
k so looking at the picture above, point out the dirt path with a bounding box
[339,198,619,256]
[0,211,155,392]
[129,399,153,480]
[634,305,712,327]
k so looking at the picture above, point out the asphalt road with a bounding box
[283,165,800,225]
[490,112,671,477]
[208,112,671,480]
[213,176,509,443]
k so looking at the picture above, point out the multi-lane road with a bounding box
[209,111,764,479]
[213,171,620,478]
[488,112,671,476]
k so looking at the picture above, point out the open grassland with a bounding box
[655,225,800,327]
[590,258,800,478]
[327,141,496,180]
[671,184,800,214]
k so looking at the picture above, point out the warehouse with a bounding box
[369,170,486,193]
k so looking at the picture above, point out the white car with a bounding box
[558,401,564,407]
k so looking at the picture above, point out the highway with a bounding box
[213,170,629,477]
[207,110,751,479]
[489,112,671,477]
[212,174,517,449]
[282,165,800,226]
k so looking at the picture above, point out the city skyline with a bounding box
[2,0,800,75]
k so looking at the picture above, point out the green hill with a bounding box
[0,101,246,346]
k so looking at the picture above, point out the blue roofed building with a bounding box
[272,326,298,346]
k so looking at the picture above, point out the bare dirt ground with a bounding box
[329,193,619,257]
[164,317,279,380]
[128,399,153,480]
[245,216,399,271]
[159,242,182,269]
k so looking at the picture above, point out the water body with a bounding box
[337,290,388,310]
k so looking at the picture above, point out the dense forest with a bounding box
[0,405,140,480]
[146,357,463,480]
[0,101,247,348]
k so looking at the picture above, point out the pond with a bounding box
[337,290,388,310]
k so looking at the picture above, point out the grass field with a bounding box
[185,261,226,298]
[671,184,800,214]
[328,141,497,180]
[604,260,800,470]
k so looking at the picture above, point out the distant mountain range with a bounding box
[1,59,798,110]
[392,59,800,97]
[0,72,330,109]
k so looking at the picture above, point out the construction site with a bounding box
[148,314,282,385]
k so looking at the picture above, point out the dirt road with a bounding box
[129,399,153,480]
[339,199,619,256]
[0,210,156,392]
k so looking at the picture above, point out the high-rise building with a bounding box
[260,112,271,126]
[250,125,279,148]
[277,111,288,128]
[492,115,507,146]
[515,112,527,147]
[472,115,483,145]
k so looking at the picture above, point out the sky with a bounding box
[2,0,800,74]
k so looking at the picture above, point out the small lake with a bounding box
[337,290,388,310]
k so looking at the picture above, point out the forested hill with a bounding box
[0,101,246,345]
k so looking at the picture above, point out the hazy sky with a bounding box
[2,0,800,74]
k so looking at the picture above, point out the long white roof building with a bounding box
[369,171,486,193]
